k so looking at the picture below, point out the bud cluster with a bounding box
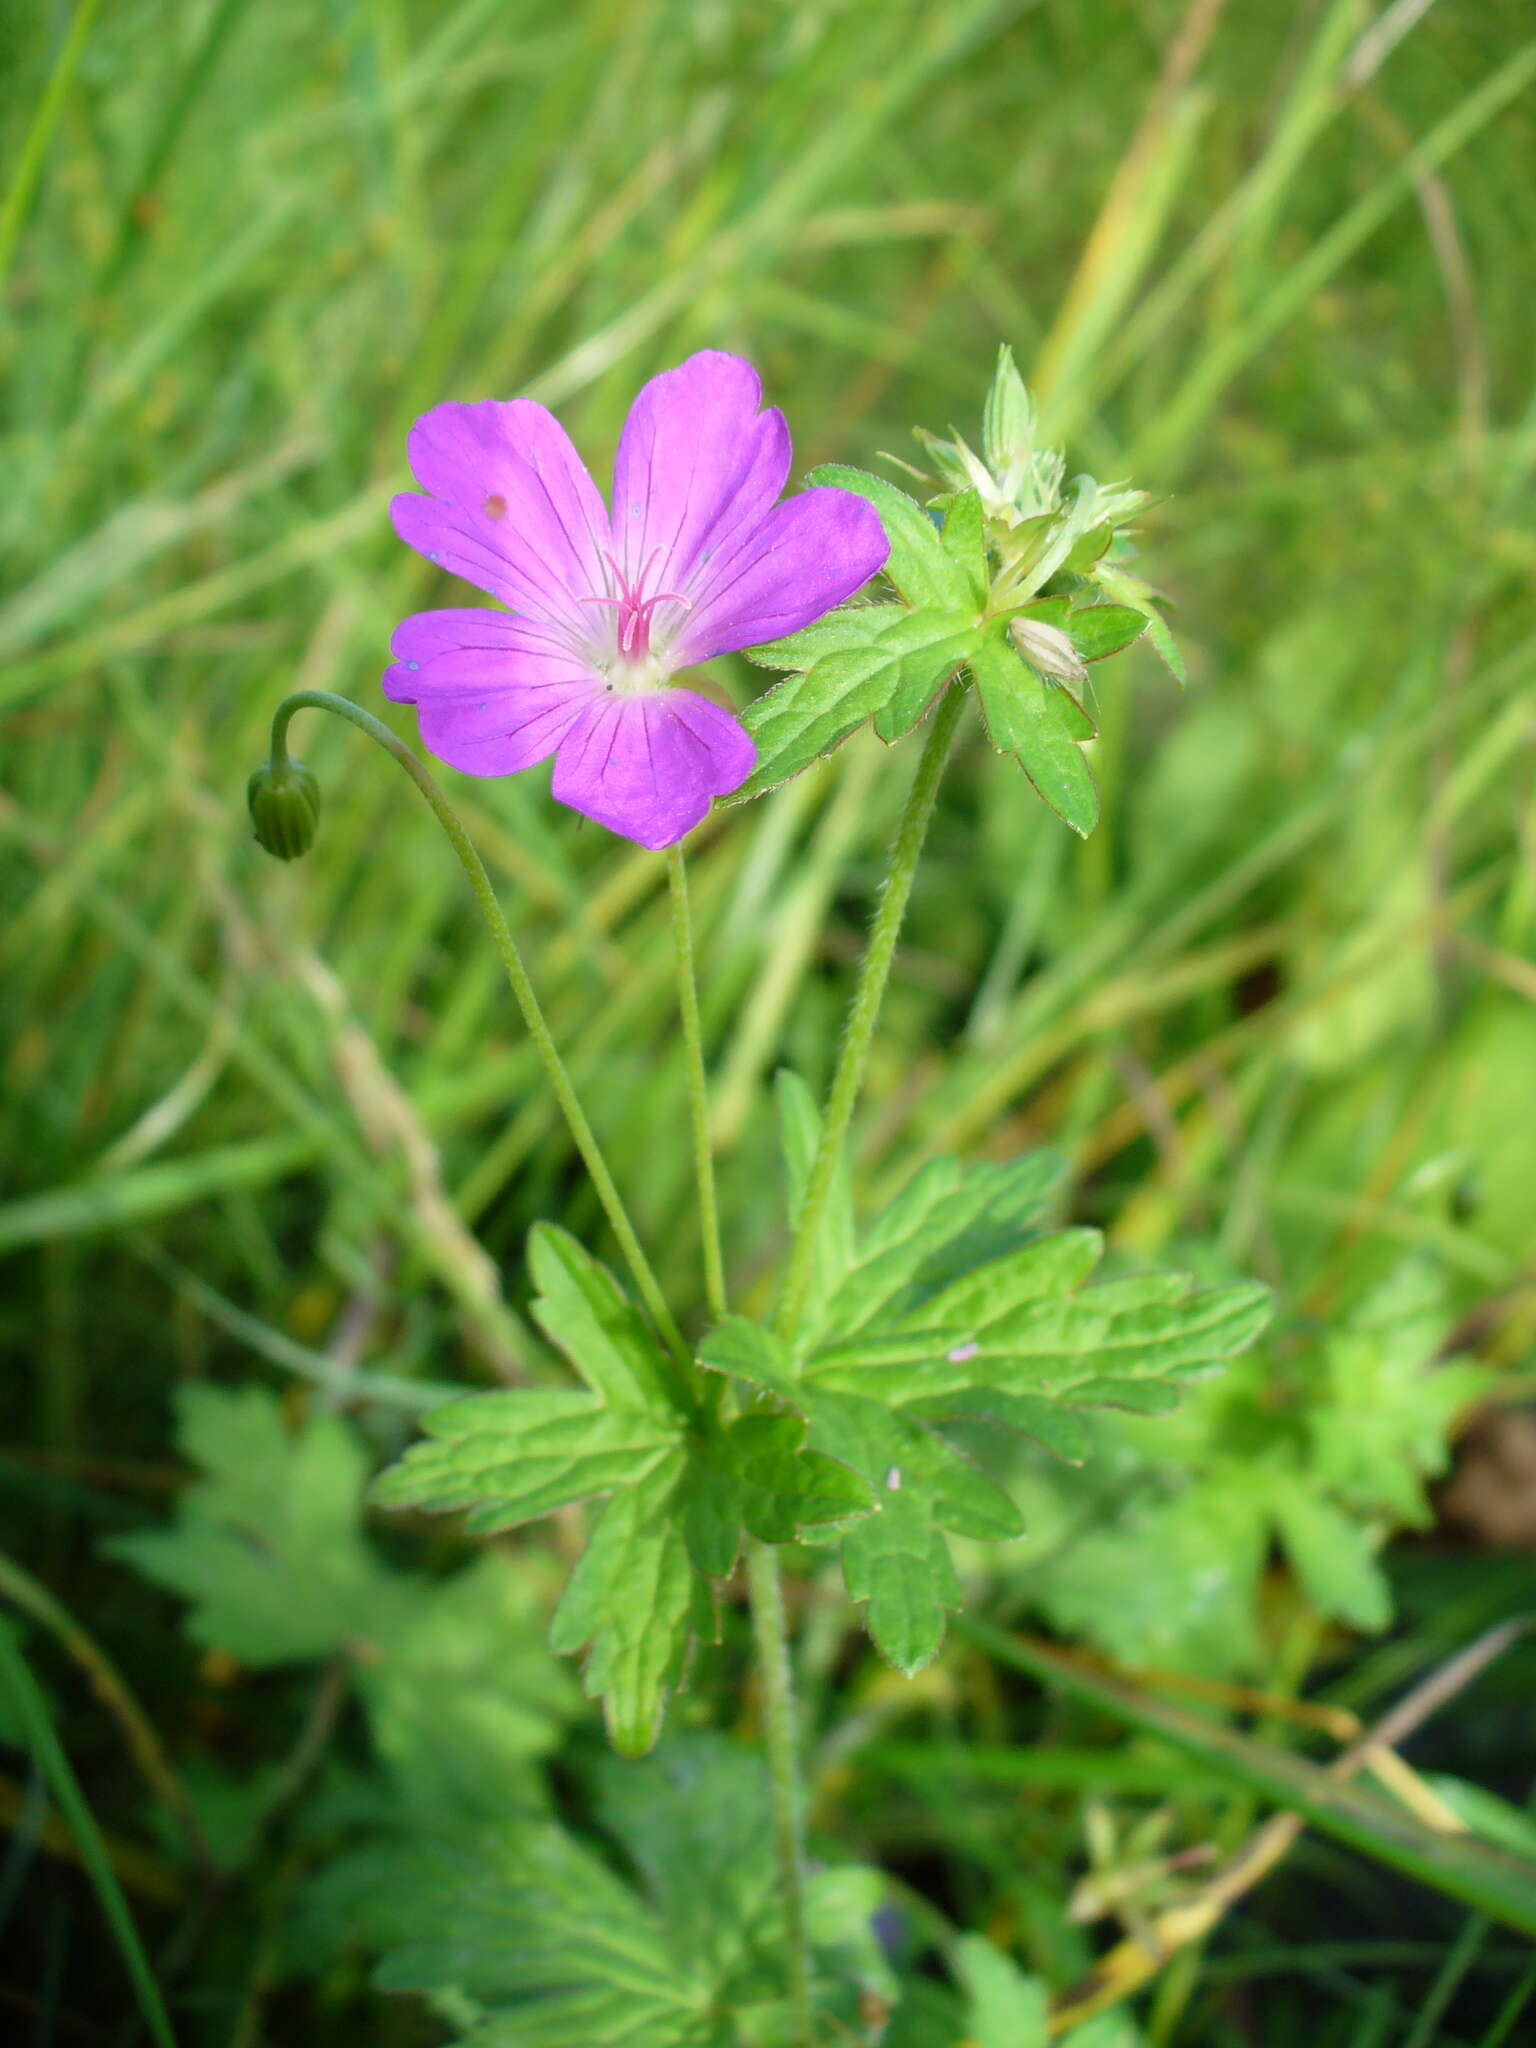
[909,347,1153,615]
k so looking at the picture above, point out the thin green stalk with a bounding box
[265,693,691,1383]
[747,1539,814,2047]
[775,682,966,1339]
[666,847,727,1326]
[0,1629,179,2048]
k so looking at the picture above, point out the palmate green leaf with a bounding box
[309,1732,879,2045]
[343,1820,719,2048]
[107,1387,575,1818]
[375,1221,869,1750]
[735,603,981,797]
[1010,1257,1487,1676]
[701,1101,1271,1674]
[972,634,1099,837]
[106,1384,382,1665]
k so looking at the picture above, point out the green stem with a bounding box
[775,682,966,1339]
[747,1538,814,2046]
[266,693,692,1384]
[666,848,727,1327]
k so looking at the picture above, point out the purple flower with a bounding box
[384,351,890,850]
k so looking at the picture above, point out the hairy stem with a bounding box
[775,683,966,1339]
[265,693,692,1384]
[666,847,727,1327]
[747,1538,814,2045]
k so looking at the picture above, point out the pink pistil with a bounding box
[581,547,692,659]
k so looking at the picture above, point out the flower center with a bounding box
[581,548,691,683]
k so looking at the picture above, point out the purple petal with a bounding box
[384,608,601,777]
[391,400,611,628]
[549,690,755,850]
[674,485,891,661]
[610,352,791,601]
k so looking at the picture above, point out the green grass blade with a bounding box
[962,1617,1536,1939]
[0,1627,180,2048]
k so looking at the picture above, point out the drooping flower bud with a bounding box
[247,757,321,860]
[1008,615,1088,685]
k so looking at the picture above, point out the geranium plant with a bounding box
[246,346,1271,2044]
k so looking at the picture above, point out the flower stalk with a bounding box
[665,847,727,1329]
[257,691,694,1390]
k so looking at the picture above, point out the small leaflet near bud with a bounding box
[247,758,321,861]
[1008,616,1089,685]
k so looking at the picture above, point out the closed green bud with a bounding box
[247,757,321,860]
[1008,615,1088,685]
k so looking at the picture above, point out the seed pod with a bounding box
[247,758,321,860]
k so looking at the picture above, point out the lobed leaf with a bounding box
[369,1389,677,1533]
[528,1223,681,1416]
[376,1218,869,1751]
[700,1106,1273,1675]
[736,602,981,797]
[550,1461,694,1757]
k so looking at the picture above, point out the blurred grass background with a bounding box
[3,0,1535,2041]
